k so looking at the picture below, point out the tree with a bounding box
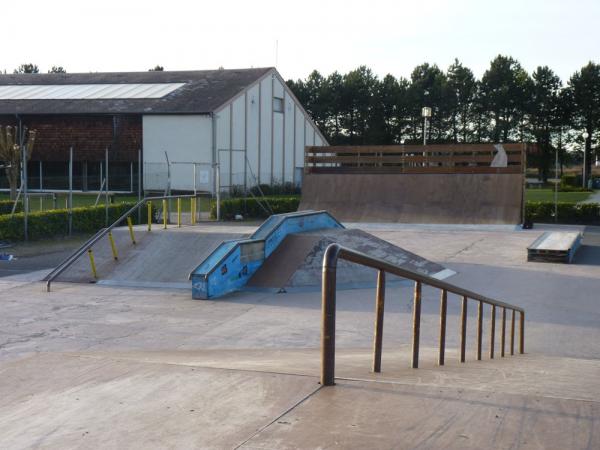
[407,63,448,143]
[0,126,37,199]
[480,55,532,142]
[528,66,562,181]
[565,62,600,186]
[446,59,477,143]
[149,65,164,71]
[14,63,39,74]
[340,66,378,144]
[48,66,66,73]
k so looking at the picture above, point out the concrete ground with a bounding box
[1,223,599,448]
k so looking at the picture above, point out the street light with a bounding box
[582,131,589,188]
[422,107,432,146]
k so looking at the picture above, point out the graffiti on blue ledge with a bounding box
[190,210,343,299]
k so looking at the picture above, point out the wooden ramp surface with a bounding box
[299,173,524,224]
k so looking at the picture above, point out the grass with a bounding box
[525,188,593,202]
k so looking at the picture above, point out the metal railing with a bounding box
[320,244,525,386]
[44,194,200,292]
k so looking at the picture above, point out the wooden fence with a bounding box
[305,144,527,175]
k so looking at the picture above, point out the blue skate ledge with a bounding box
[190,210,344,299]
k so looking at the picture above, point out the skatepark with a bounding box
[1,144,600,448]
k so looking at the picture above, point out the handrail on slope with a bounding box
[44,194,199,292]
[320,243,525,386]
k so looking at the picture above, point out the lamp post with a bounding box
[582,131,589,188]
[422,107,432,146]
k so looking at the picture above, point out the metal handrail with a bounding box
[320,243,525,386]
[45,194,199,292]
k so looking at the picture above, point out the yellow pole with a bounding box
[191,198,195,225]
[147,202,152,232]
[108,231,118,260]
[177,198,181,227]
[87,249,97,278]
[127,216,136,245]
[163,199,167,229]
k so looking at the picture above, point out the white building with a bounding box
[141,67,327,193]
[0,67,327,194]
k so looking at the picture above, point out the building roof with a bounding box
[0,68,273,115]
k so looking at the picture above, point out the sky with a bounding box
[2,0,599,83]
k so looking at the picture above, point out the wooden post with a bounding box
[490,305,496,359]
[411,281,422,369]
[372,270,385,373]
[477,301,483,361]
[438,289,447,366]
[460,296,467,363]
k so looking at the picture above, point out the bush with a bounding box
[526,201,600,224]
[211,196,300,220]
[560,174,580,189]
[0,200,22,215]
[0,202,150,241]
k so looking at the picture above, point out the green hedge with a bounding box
[0,202,146,241]
[526,201,600,224]
[210,196,300,220]
[0,200,22,215]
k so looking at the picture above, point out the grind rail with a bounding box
[44,194,200,292]
[321,243,525,386]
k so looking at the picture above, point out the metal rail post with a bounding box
[411,281,422,369]
[490,305,496,359]
[476,301,483,360]
[372,270,385,373]
[163,199,167,229]
[87,249,97,278]
[519,311,525,354]
[510,309,516,356]
[177,198,181,227]
[126,217,136,245]
[147,202,152,232]
[321,245,338,386]
[438,289,447,366]
[108,231,118,260]
[460,296,467,363]
[501,307,507,357]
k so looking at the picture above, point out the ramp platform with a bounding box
[300,143,526,224]
[248,228,453,291]
[528,231,582,263]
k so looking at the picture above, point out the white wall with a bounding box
[213,70,328,193]
[143,115,213,192]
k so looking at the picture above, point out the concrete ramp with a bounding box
[300,173,524,224]
[57,226,246,288]
[248,228,454,291]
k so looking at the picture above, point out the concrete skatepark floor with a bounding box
[1,223,599,448]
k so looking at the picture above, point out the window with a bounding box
[273,96,284,113]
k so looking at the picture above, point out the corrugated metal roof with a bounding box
[0,68,273,115]
[0,83,186,100]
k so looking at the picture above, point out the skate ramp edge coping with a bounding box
[189,210,344,299]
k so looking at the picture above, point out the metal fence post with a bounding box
[68,147,73,236]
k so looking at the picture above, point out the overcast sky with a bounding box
[2,0,599,83]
